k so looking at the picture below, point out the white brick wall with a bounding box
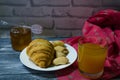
[0,0,120,38]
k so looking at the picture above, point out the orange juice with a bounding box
[78,43,107,79]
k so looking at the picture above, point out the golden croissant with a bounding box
[26,38,55,68]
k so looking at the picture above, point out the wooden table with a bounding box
[0,37,66,80]
[0,38,120,80]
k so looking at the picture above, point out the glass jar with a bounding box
[10,26,32,51]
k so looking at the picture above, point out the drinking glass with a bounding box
[10,26,32,51]
[78,42,107,79]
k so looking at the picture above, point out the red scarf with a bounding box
[56,9,120,80]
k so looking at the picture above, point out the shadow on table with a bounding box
[55,61,78,77]
[23,65,57,78]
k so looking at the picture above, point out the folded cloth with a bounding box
[56,9,120,80]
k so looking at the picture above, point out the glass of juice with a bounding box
[10,26,32,51]
[78,42,107,79]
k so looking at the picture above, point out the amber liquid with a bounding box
[78,43,107,79]
[10,26,32,51]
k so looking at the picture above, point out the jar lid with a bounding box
[22,24,43,34]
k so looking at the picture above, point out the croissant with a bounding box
[26,38,55,68]
[51,40,64,47]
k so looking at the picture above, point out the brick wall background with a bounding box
[0,0,120,38]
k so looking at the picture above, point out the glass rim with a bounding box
[78,42,108,50]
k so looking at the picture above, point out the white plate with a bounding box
[19,43,77,71]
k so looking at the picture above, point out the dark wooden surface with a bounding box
[0,37,66,80]
[0,38,120,80]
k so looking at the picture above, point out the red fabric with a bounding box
[56,9,120,80]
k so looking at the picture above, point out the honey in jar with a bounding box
[10,26,32,51]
